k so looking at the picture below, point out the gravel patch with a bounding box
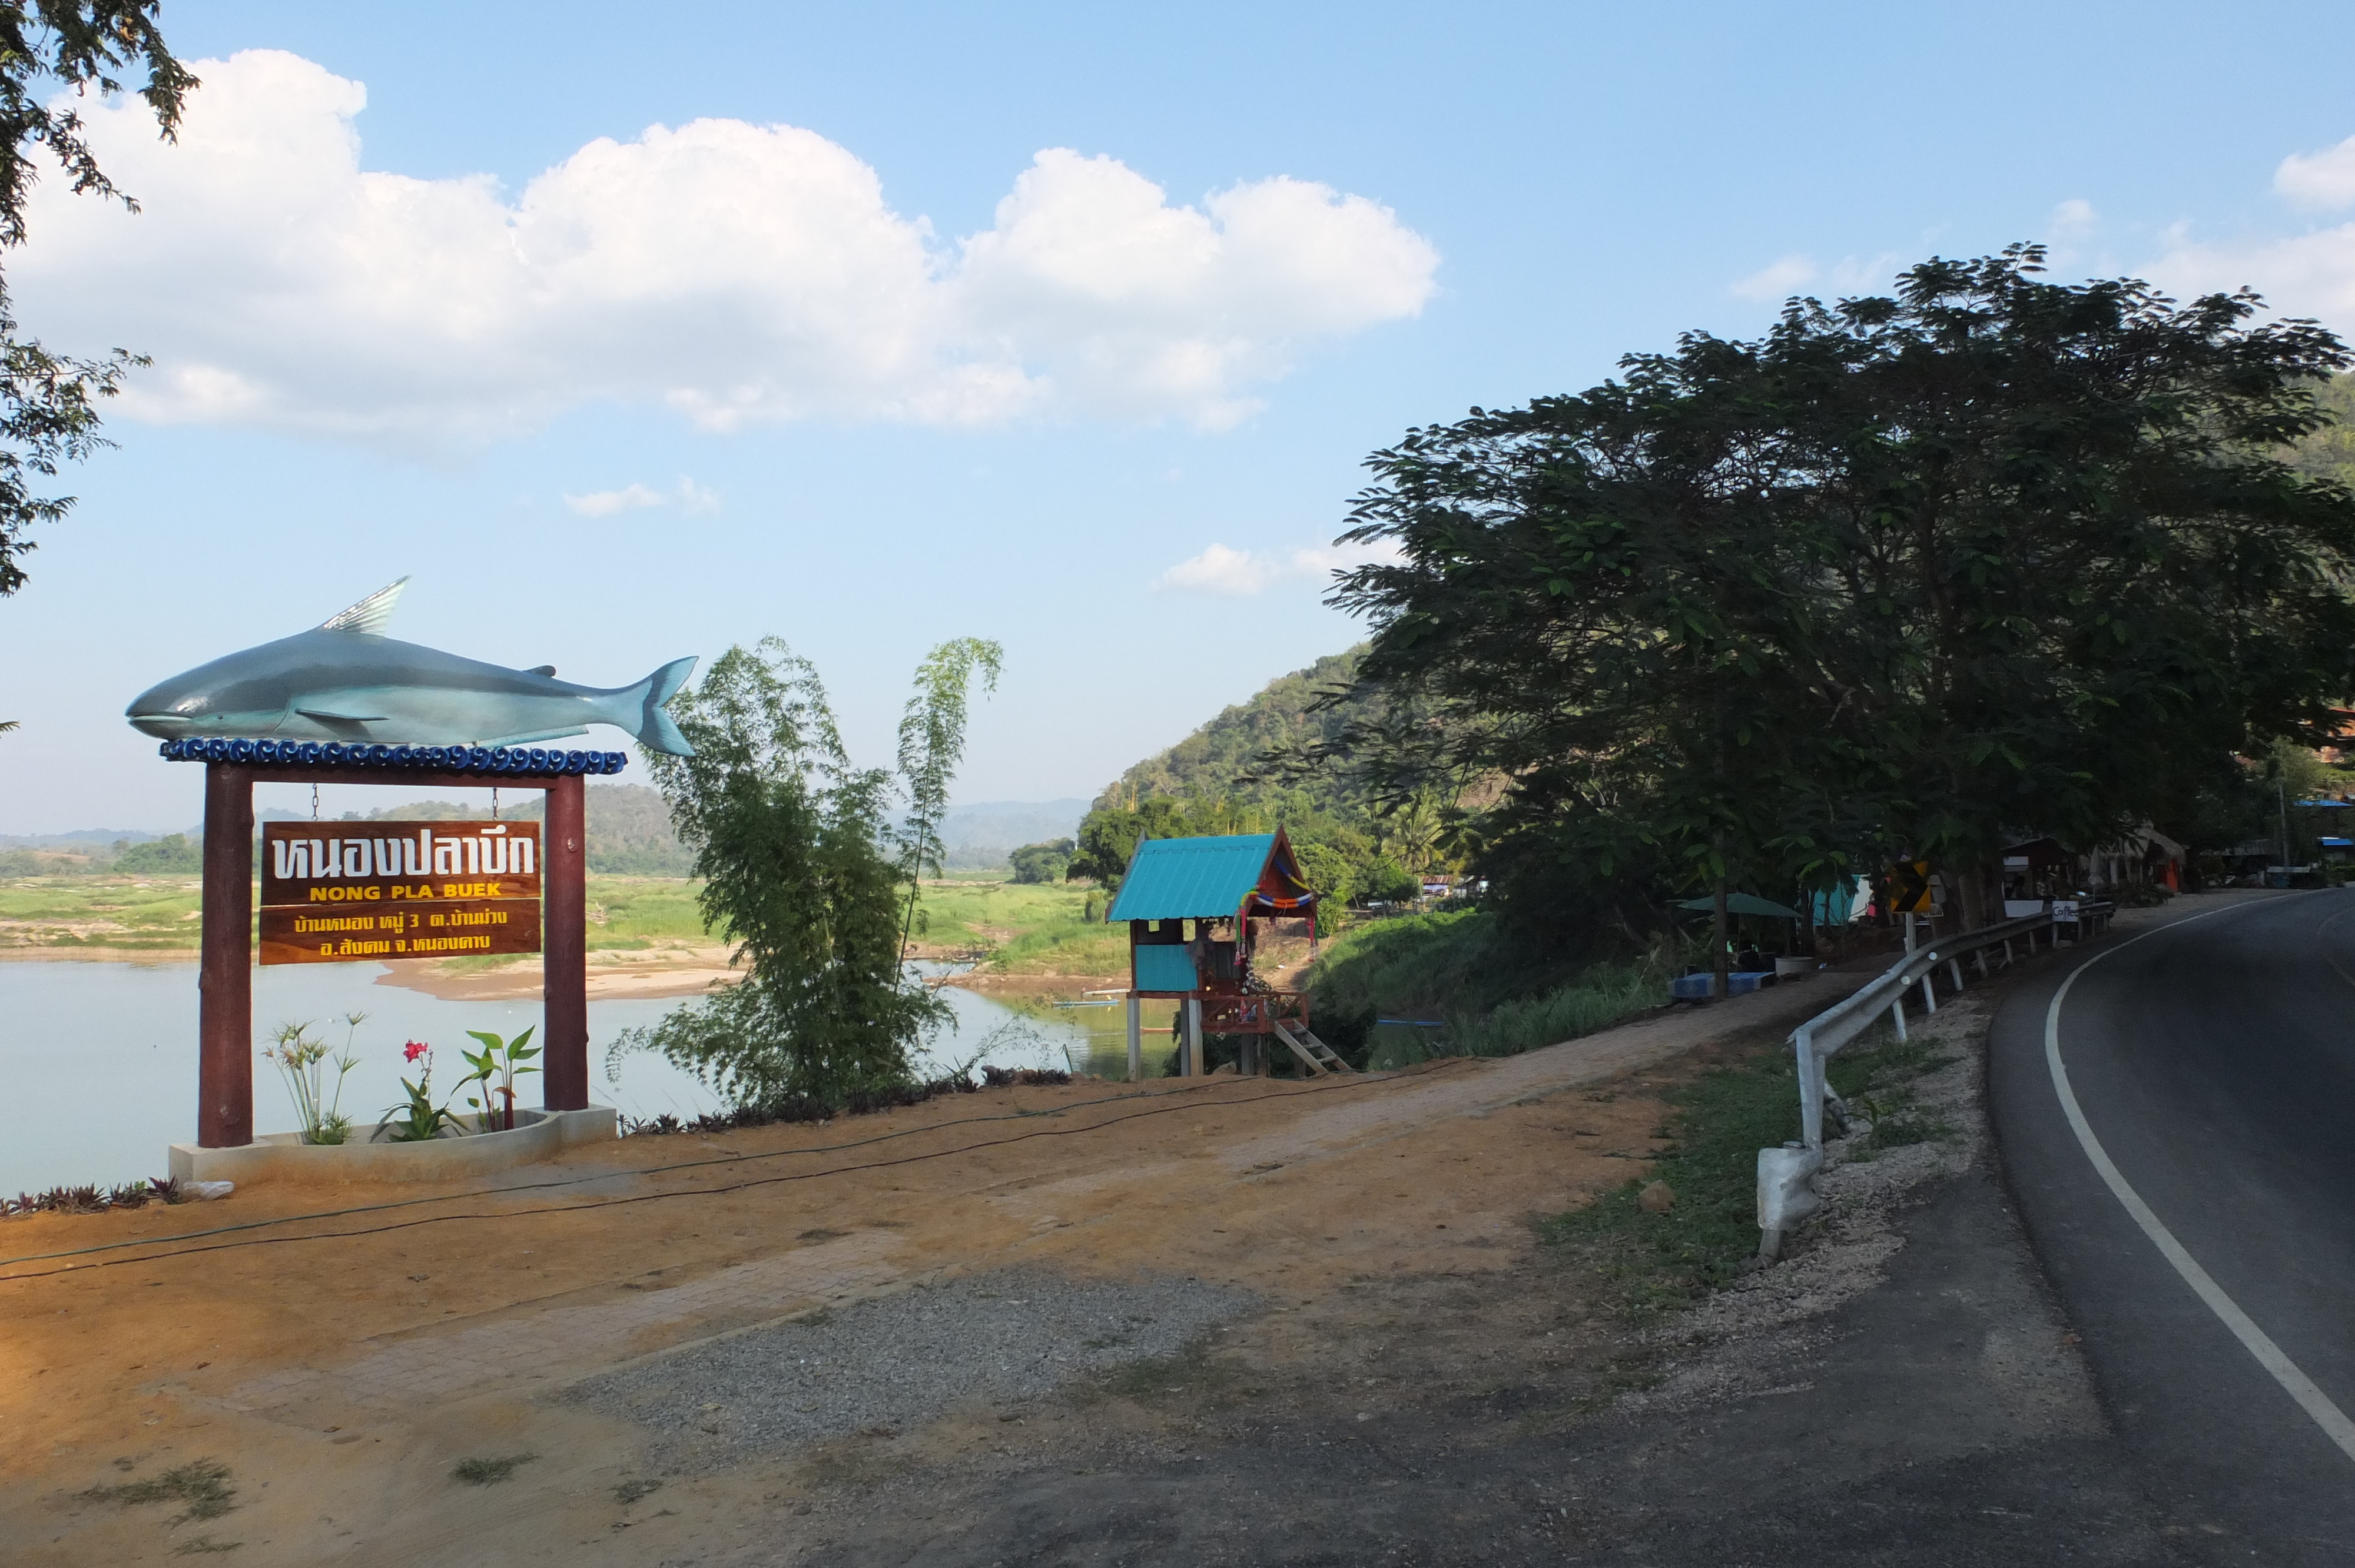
[566,1265,1256,1465]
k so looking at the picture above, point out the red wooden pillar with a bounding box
[198,762,255,1147]
[542,772,588,1109]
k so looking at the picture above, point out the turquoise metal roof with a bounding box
[1105,833,1281,923]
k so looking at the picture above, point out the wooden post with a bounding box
[543,772,588,1110]
[198,762,255,1148]
[1125,994,1142,1082]
[1711,875,1730,1003]
[1185,997,1203,1077]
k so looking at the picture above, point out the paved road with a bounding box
[1989,891,2355,1564]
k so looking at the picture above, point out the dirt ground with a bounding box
[16,928,2192,1568]
[0,961,1894,1566]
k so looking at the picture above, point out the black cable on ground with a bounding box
[0,1061,1469,1283]
[0,1071,1357,1269]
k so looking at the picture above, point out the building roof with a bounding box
[1103,831,1315,923]
[1674,892,1803,920]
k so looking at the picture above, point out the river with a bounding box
[0,959,1116,1197]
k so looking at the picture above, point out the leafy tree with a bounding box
[2288,371,2355,490]
[111,830,196,872]
[893,636,1001,953]
[1007,838,1072,884]
[0,4,194,602]
[1066,796,1198,886]
[632,639,949,1105]
[1328,247,2355,948]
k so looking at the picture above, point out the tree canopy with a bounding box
[1007,838,1073,884]
[1323,247,2355,941]
[0,2,192,601]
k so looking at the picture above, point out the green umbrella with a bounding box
[1675,892,1804,921]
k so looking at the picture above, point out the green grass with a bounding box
[1826,1030,1961,1158]
[1308,908,1668,1068]
[80,1457,237,1522]
[0,875,205,949]
[0,873,709,954]
[1438,962,1670,1060]
[902,878,1130,975]
[1541,1052,1804,1318]
[1544,1028,1966,1317]
[582,877,710,946]
[0,871,1125,971]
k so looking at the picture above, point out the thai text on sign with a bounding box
[261,820,540,904]
[258,821,541,965]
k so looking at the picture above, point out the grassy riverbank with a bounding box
[0,871,1127,972]
[0,874,714,955]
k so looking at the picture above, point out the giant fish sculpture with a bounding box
[127,579,696,755]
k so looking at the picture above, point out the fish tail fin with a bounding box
[622,656,697,756]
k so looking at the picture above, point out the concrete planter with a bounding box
[168,1105,617,1186]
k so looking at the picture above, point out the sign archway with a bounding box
[164,740,627,1147]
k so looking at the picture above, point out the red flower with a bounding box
[403,1040,429,1062]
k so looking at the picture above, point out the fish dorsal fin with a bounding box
[319,577,409,635]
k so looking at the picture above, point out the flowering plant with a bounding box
[262,1012,364,1144]
[378,1041,465,1143]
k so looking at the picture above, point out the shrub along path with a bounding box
[0,923,2208,1567]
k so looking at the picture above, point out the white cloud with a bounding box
[2050,198,2099,234]
[563,477,721,517]
[1729,251,1898,303]
[8,51,1439,447]
[1155,539,1398,596]
[2146,222,2355,330]
[1731,254,1817,301]
[2276,135,2355,211]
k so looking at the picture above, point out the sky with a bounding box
[11,0,2355,833]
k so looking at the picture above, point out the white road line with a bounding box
[2045,903,2355,1467]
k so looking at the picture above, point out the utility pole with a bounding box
[2281,779,2292,871]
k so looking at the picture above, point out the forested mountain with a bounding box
[351,785,696,875]
[1092,647,1371,817]
[1071,646,1436,912]
[2289,371,2355,488]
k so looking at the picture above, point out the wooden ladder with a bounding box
[1269,1019,1355,1076]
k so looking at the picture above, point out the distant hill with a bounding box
[330,785,696,876]
[0,828,180,849]
[11,784,697,877]
[1093,647,1371,817]
[937,799,1089,869]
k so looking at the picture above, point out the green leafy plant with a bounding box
[260,1012,363,1144]
[626,637,976,1107]
[461,1026,540,1132]
[451,1453,536,1486]
[377,1041,463,1142]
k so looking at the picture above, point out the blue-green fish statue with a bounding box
[127,579,696,755]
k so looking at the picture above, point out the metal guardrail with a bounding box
[1756,902,2112,1257]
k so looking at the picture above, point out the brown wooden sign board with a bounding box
[259,820,542,966]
